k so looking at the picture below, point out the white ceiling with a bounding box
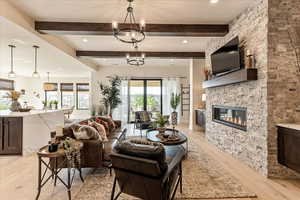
[0,18,91,78]
[9,0,253,24]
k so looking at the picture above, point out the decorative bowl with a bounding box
[19,108,32,112]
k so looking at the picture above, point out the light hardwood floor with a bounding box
[1,124,300,200]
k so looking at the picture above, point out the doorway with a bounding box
[128,79,162,122]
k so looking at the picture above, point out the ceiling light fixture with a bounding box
[8,45,16,78]
[210,0,219,4]
[82,38,88,42]
[182,40,188,44]
[32,45,40,78]
[126,46,145,66]
[112,0,146,47]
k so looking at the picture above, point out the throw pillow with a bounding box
[88,121,108,142]
[73,125,101,141]
[95,118,110,135]
[97,116,116,131]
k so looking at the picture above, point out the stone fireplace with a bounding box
[205,0,300,178]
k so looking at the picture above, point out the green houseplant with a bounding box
[99,76,122,117]
[42,101,47,109]
[156,114,169,133]
[53,100,59,109]
[170,93,181,128]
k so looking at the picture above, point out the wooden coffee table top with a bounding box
[146,129,187,145]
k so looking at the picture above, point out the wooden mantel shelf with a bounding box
[202,68,257,89]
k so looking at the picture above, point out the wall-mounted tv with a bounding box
[211,37,241,77]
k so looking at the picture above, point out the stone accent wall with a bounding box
[205,0,300,178]
[267,0,300,178]
[205,0,269,176]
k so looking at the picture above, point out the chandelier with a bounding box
[112,0,145,47]
[126,47,145,66]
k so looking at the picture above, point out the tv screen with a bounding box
[211,37,241,76]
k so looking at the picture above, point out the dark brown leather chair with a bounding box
[110,140,184,200]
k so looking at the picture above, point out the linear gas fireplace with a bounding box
[212,106,247,131]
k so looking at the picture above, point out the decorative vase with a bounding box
[157,127,166,133]
[10,100,21,112]
[55,104,58,110]
[171,111,178,128]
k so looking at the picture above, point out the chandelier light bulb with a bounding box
[126,54,130,59]
[131,31,136,39]
[140,20,146,28]
[141,53,145,58]
[112,21,118,29]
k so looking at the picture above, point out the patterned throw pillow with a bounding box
[97,116,116,131]
[95,118,110,135]
[88,121,108,142]
[73,125,101,141]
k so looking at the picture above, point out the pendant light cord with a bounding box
[8,45,15,72]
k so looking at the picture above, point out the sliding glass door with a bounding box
[128,79,162,122]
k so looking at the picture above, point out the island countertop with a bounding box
[0,109,65,117]
[277,123,300,131]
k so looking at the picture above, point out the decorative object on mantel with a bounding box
[99,76,122,118]
[203,68,211,81]
[112,0,146,48]
[8,44,17,78]
[245,50,255,68]
[4,90,22,111]
[170,92,181,130]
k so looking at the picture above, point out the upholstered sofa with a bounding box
[62,117,127,168]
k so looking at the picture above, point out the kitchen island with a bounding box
[0,110,64,155]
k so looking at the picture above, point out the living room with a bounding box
[1,0,300,200]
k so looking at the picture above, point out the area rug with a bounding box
[74,136,257,200]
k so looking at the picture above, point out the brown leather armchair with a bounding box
[110,140,184,200]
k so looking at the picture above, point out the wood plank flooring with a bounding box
[1,124,300,200]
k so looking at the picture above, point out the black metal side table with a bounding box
[35,141,84,200]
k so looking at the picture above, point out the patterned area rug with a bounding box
[74,135,257,200]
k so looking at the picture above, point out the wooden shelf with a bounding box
[202,68,257,89]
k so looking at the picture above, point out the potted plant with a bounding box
[42,101,47,109]
[53,100,59,109]
[99,76,122,118]
[49,101,53,110]
[156,114,169,134]
[170,93,181,128]
[4,91,22,112]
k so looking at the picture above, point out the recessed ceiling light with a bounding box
[82,38,88,42]
[210,0,219,4]
[182,40,188,44]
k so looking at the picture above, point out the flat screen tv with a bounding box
[211,37,241,77]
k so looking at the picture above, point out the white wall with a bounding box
[91,64,190,122]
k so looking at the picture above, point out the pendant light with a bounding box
[32,45,40,78]
[8,45,16,78]
[43,72,55,90]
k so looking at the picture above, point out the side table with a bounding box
[35,141,84,200]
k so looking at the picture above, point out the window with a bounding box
[44,83,58,104]
[61,83,74,108]
[76,83,89,110]
[0,79,14,110]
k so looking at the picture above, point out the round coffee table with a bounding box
[146,129,188,154]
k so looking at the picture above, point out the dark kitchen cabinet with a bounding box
[278,126,300,173]
[0,117,23,155]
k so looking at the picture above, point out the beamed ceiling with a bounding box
[7,0,254,67]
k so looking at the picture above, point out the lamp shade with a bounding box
[202,94,206,102]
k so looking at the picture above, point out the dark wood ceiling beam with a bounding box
[76,51,205,59]
[35,22,228,37]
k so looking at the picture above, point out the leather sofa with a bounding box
[62,117,127,168]
[110,139,185,200]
